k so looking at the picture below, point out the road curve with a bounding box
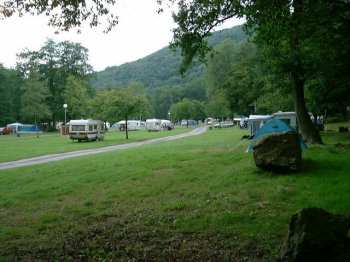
[0,127,207,171]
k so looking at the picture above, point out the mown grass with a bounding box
[0,126,349,260]
[0,127,188,163]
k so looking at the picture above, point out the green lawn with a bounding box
[0,127,349,260]
[0,127,188,163]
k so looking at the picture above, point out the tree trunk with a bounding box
[125,116,129,140]
[291,0,323,144]
[292,73,323,144]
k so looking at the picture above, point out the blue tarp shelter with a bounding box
[247,118,307,152]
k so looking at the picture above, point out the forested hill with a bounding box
[91,25,247,89]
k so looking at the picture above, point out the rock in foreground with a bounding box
[253,132,302,172]
[278,208,350,262]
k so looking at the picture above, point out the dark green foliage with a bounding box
[170,98,206,122]
[20,73,51,123]
[168,0,350,143]
[91,25,247,90]
[17,39,93,126]
[89,83,151,137]
[63,75,90,119]
[206,40,266,116]
[0,0,118,32]
[0,65,23,126]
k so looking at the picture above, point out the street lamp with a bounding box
[168,112,171,121]
[63,104,68,126]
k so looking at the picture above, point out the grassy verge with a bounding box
[0,127,188,163]
[0,127,349,260]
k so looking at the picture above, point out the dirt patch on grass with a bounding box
[3,215,271,261]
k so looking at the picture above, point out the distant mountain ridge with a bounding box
[91,25,247,89]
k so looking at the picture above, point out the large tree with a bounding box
[108,88,150,139]
[63,75,90,120]
[170,98,206,125]
[20,73,51,124]
[17,39,93,127]
[0,65,22,125]
[168,0,350,144]
[90,85,150,139]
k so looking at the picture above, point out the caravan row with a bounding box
[110,119,174,132]
[68,119,174,141]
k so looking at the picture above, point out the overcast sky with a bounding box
[0,0,243,71]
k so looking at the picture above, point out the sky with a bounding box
[0,0,243,71]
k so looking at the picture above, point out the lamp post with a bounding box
[168,112,171,121]
[63,104,68,126]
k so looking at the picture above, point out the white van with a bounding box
[146,119,162,131]
[68,119,104,141]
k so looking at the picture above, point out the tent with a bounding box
[247,118,307,152]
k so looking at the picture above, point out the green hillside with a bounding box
[91,25,246,89]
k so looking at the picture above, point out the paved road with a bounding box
[0,127,207,171]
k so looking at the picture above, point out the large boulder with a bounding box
[253,132,302,171]
[278,208,350,262]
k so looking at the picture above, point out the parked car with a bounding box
[0,127,11,135]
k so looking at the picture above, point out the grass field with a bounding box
[0,126,350,260]
[0,127,188,163]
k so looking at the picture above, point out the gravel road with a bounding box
[0,127,207,171]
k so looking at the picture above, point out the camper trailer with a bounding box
[68,119,104,141]
[160,120,174,130]
[113,120,145,131]
[272,112,297,130]
[146,119,162,131]
[247,115,272,137]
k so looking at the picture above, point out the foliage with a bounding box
[91,25,246,90]
[0,0,117,32]
[63,75,90,119]
[149,78,207,119]
[16,39,93,126]
[170,98,206,122]
[206,40,264,115]
[89,84,150,139]
[0,65,22,126]
[20,73,51,123]
[167,0,350,143]
[206,90,231,119]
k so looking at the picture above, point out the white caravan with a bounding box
[160,120,174,130]
[114,120,145,131]
[146,119,162,131]
[272,111,297,129]
[68,119,104,142]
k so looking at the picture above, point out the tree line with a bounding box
[1,32,348,133]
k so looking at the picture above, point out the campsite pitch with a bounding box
[0,126,350,260]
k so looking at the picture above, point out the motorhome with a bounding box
[113,120,145,131]
[160,120,174,130]
[68,119,104,141]
[146,119,162,131]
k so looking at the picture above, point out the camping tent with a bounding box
[247,118,307,152]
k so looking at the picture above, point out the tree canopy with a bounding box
[0,0,118,32]
[168,0,350,143]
